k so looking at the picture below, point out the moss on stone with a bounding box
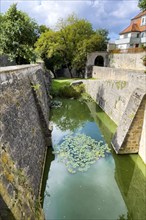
[0,145,44,220]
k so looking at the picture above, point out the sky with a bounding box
[0,0,140,41]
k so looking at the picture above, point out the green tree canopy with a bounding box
[35,14,109,77]
[138,0,146,10]
[0,4,39,64]
[39,24,50,34]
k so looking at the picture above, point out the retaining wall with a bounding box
[84,67,146,163]
[0,64,51,219]
[109,52,146,71]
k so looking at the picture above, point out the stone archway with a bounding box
[86,51,108,67]
[85,51,108,78]
[94,55,104,66]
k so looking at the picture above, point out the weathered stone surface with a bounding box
[83,67,146,163]
[0,64,51,219]
[71,80,83,86]
[92,66,145,86]
[109,52,146,71]
[111,89,146,154]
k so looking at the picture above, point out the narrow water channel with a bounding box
[43,99,146,220]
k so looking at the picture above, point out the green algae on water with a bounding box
[53,133,110,173]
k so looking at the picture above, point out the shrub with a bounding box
[59,84,85,98]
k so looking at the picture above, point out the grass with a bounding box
[51,79,71,96]
[51,78,84,98]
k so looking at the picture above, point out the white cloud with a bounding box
[111,1,138,18]
[1,0,140,41]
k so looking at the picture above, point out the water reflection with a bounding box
[43,98,146,220]
[86,101,117,145]
[114,154,146,220]
[87,100,146,220]
[51,99,93,131]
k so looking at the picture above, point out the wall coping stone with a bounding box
[0,64,42,85]
[0,64,40,74]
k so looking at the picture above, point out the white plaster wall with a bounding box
[120,35,124,39]
[117,44,127,49]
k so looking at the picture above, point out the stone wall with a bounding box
[109,52,145,71]
[0,64,51,219]
[92,66,145,83]
[83,67,146,163]
[112,90,146,154]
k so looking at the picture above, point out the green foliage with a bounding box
[39,25,50,34]
[59,84,85,99]
[0,4,39,64]
[32,84,41,91]
[138,0,146,10]
[51,100,62,108]
[32,83,42,97]
[50,79,85,98]
[51,79,71,96]
[53,133,110,173]
[53,84,84,99]
[35,14,109,77]
[80,92,94,102]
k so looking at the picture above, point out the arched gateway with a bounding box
[85,51,108,78]
[94,55,104,66]
[86,51,108,67]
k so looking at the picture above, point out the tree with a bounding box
[0,14,4,54]
[0,4,39,64]
[72,32,108,77]
[35,14,109,78]
[39,25,50,34]
[138,0,146,10]
[35,30,64,77]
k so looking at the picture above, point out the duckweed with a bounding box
[53,133,110,173]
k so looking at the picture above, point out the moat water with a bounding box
[42,99,146,220]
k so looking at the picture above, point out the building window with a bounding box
[137,33,140,38]
[141,16,146,26]
[141,32,146,38]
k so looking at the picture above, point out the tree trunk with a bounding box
[67,65,73,78]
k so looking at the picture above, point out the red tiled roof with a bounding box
[120,10,146,34]
[120,23,140,34]
[131,10,146,20]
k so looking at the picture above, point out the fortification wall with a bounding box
[109,52,145,71]
[0,64,51,219]
[84,67,146,163]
